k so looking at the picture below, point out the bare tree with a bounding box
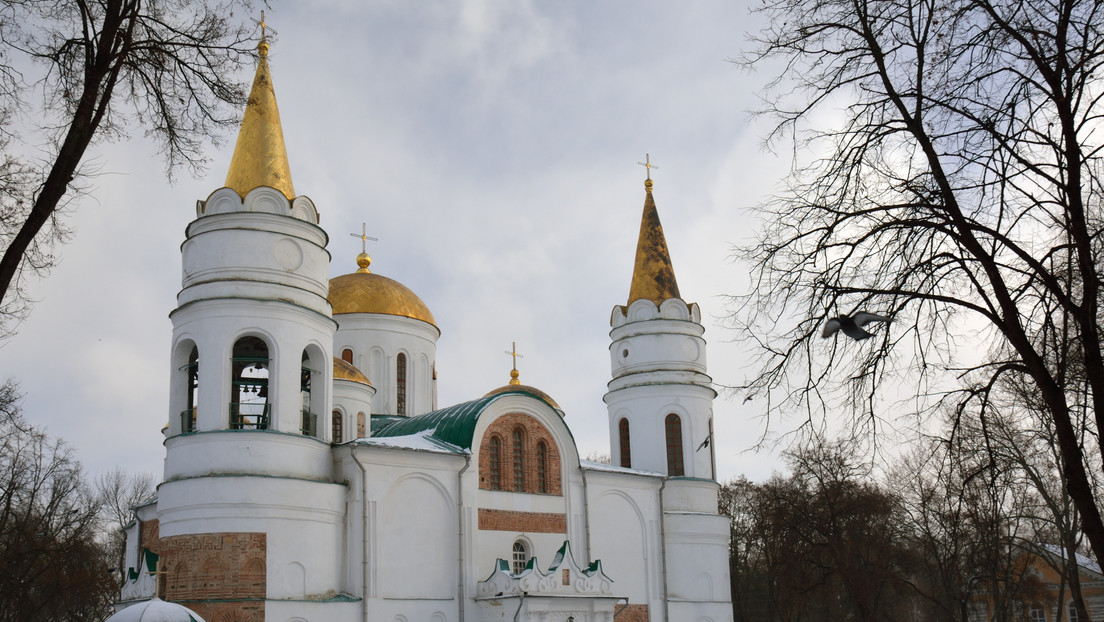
[986,379,1096,621]
[724,440,914,622]
[737,0,1104,565]
[96,466,155,586]
[0,383,116,621]
[719,476,773,621]
[0,0,258,333]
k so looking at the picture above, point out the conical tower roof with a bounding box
[224,34,295,199]
[626,177,681,306]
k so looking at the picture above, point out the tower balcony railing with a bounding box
[180,409,197,433]
[301,411,318,437]
[230,402,270,430]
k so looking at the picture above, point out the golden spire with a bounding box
[627,160,681,306]
[505,342,523,385]
[224,14,296,200]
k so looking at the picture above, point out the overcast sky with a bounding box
[3,1,795,484]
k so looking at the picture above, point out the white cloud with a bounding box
[3,2,788,483]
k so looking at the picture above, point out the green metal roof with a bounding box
[370,414,406,429]
[371,395,498,449]
[371,388,564,450]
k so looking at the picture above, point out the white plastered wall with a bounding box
[333,314,439,417]
[585,470,666,620]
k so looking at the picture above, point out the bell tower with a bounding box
[604,172,717,479]
[165,32,334,457]
[153,32,347,618]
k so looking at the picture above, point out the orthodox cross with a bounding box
[256,10,268,40]
[350,223,378,253]
[637,153,658,180]
[505,342,523,385]
[148,559,169,599]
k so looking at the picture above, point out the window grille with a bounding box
[511,541,528,575]
[618,418,631,468]
[665,414,684,476]
[489,436,502,490]
[332,411,343,443]
[537,441,548,493]
[396,353,408,415]
[513,428,525,492]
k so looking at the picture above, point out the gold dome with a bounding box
[484,384,562,411]
[333,357,372,386]
[329,271,437,327]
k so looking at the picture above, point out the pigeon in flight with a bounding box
[697,434,711,451]
[822,312,891,341]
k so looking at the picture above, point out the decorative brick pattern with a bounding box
[158,532,266,621]
[478,412,562,495]
[183,600,264,622]
[614,604,649,622]
[478,508,567,533]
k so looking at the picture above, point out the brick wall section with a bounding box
[478,508,567,533]
[139,518,160,555]
[157,532,266,622]
[478,412,562,494]
[615,604,649,622]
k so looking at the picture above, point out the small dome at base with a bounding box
[334,357,372,386]
[106,598,206,622]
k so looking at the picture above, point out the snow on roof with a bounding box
[1040,543,1102,575]
[579,459,665,477]
[354,428,466,454]
[105,598,205,622]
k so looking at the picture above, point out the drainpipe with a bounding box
[659,477,669,622]
[613,596,629,619]
[457,453,472,621]
[580,467,592,559]
[512,591,527,621]
[351,448,370,622]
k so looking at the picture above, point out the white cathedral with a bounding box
[112,34,733,622]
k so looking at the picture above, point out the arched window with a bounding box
[231,337,269,430]
[665,414,684,476]
[536,441,548,494]
[332,410,343,443]
[182,346,199,433]
[488,436,502,490]
[300,351,317,437]
[618,418,631,468]
[341,348,353,364]
[396,352,408,415]
[512,427,526,492]
[511,540,529,575]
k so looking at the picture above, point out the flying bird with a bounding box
[821,311,892,341]
[697,435,711,451]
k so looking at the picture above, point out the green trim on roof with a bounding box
[371,395,500,449]
[371,389,571,450]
